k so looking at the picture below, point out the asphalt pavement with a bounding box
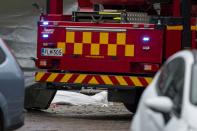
[17,103,132,131]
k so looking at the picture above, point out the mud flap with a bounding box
[25,83,57,110]
[108,87,144,113]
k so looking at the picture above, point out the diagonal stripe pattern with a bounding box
[35,72,153,87]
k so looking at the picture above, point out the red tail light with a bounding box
[42,43,56,47]
[143,64,160,72]
[36,59,60,69]
[130,63,160,74]
[36,59,51,68]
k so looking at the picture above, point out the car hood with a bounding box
[184,106,197,130]
[187,116,197,129]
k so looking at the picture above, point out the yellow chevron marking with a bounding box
[35,72,45,81]
[57,42,66,53]
[74,74,87,83]
[89,77,99,84]
[83,32,92,43]
[101,76,113,85]
[125,45,134,57]
[130,77,143,87]
[47,73,58,82]
[108,44,117,56]
[115,76,128,86]
[60,74,73,82]
[145,77,153,84]
[100,32,109,44]
[91,44,100,55]
[66,32,75,43]
[74,43,83,55]
[117,33,126,45]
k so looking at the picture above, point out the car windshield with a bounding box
[191,64,197,105]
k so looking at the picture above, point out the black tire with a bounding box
[123,103,137,113]
[0,111,4,131]
[124,88,144,113]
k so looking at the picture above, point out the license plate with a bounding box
[41,48,63,56]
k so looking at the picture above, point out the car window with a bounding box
[191,64,197,105]
[0,47,6,64]
[157,58,185,117]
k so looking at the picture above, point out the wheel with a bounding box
[0,112,4,131]
[124,88,144,113]
[123,103,137,113]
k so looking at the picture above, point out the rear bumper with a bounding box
[35,72,153,88]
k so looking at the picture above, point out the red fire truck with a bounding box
[25,0,197,112]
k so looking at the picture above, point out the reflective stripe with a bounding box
[167,25,197,31]
[125,45,134,57]
[167,26,183,30]
[89,77,99,84]
[61,31,135,57]
[145,77,153,84]
[47,73,58,82]
[35,72,45,81]
[108,44,117,56]
[101,75,113,85]
[115,76,128,86]
[130,77,143,87]
[117,33,126,45]
[191,26,197,31]
[36,72,153,87]
[91,44,100,55]
[74,74,87,83]
[100,32,109,44]
[74,43,83,55]
[60,74,73,82]
[66,32,75,43]
[83,32,91,43]
[57,42,66,53]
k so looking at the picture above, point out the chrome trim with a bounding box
[66,27,127,32]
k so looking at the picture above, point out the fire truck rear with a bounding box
[25,0,197,112]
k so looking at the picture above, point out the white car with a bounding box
[131,50,197,131]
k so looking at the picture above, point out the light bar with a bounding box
[42,34,49,38]
[143,37,150,42]
[43,21,49,26]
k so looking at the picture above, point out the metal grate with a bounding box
[121,12,150,23]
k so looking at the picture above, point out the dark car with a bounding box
[0,39,24,130]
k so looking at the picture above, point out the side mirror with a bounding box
[145,96,173,113]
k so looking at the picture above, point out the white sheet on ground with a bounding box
[52,91,110,107]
